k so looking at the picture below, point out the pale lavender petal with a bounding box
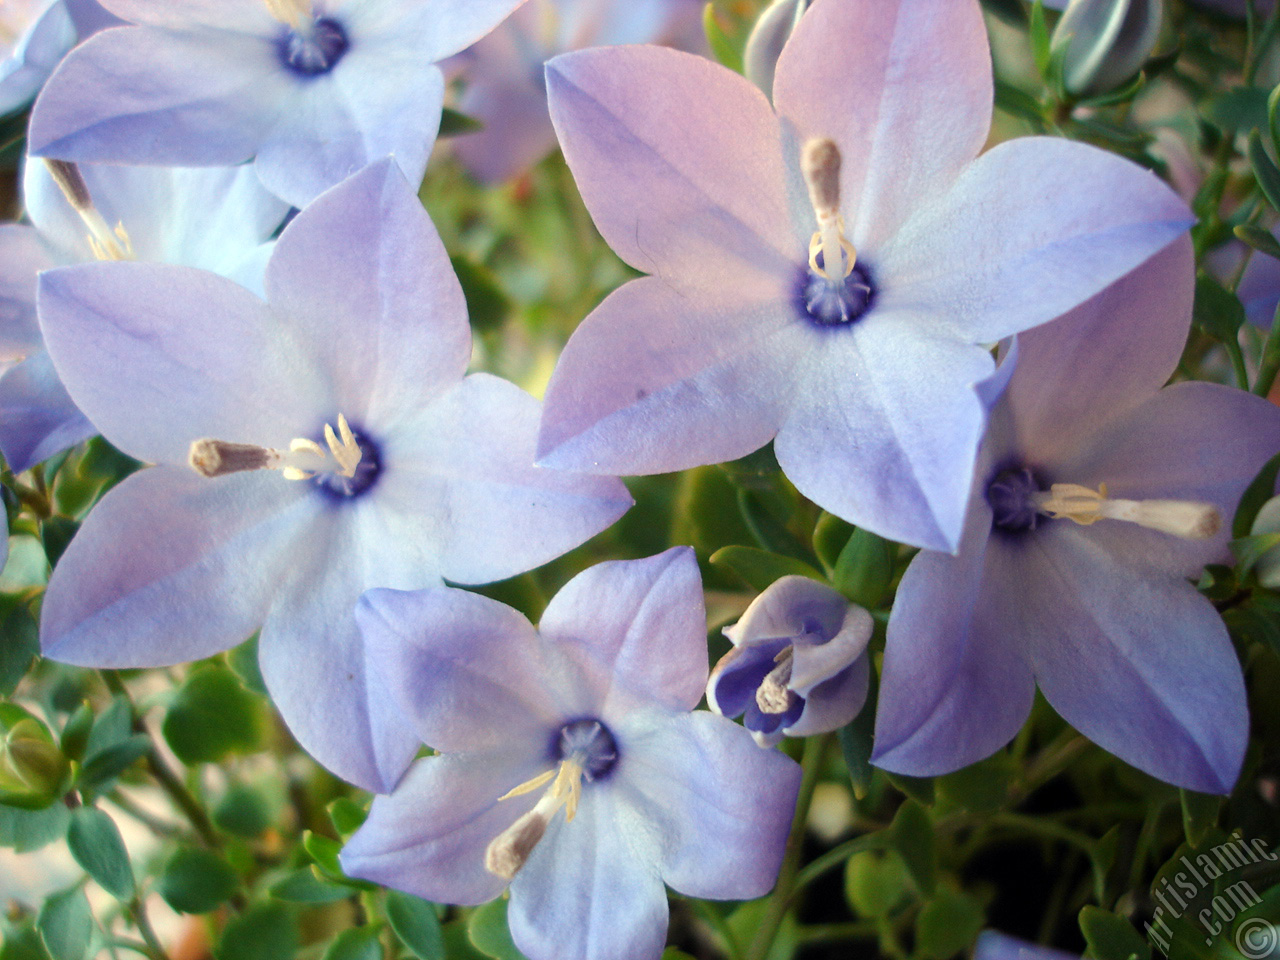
[354,585,572,755]
[1006,238,1195,466]
[28,25,287,165]
[0,351,94,473]
[0,0,76,115]
[621,710,800,899]
[785,656,869,738]
[64,0,124,37]
[341,752,544,905]
[95,0,275,31]
[546,45,800,282]
[508,784,667,960]
[40,466,316,666]
[384,0,530,62]
[537,547,708,714]
[375,373,632,585]
[774,315,995,552]
[0,225,53,353]
[772,0,991,250]
[37,261,326,465]
[707,639,790,718]
[790,605,872,694]
[536,275,807,475]
[1236,240,1280,328]
[727,575,849,649]
[264,160,471,427]
[873,497,1036,775]
[1020,522,1247,793]
[876,136,1193,344]
[976,932,1080,960]
[453,74,560,184]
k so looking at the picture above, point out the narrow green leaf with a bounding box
[1232,531,1280,577]
[321,928,382,960]
[1180,790,1221,849]
[885,772,935,806]
[267,869,350,905]
[0,594,39,697]
[737,489,809,559]
[40,517,78,569]
[703,3,743,74]
[66,807,134,900]
[1268,81,1280,157]
[832,527,894,608]
[58,705,93,765]
[83,697,132,763]
[1030,0,1051,77]
[994,79,1044,122]
[1249,129,1280,212]
[837,674,877,799]
[1234,450,1280,539]
[438,107,483,138]
[451,256,510,333]
[890,800,937,897]
[327,797,368,839]
[812,512,854,578]
[1193,274,1246,344]
[386,890,445,960]
[1079,906,1152,960]
[1234,223,1280,260]
[708,545,825,592]
[156,848,239,914]
[76,735,150,790]
[36,888,92,960]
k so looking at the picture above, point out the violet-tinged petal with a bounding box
[785,657,869,738]
[0,225,54,353]
[1005,238,1195,467]
[40,466,315,666]
[28,25,287,165]
[94,0,275,31]
[64,0,123,37]
[546,45,799,283]
[876,136,1193,344]
[537,547,708,713]
[536,275,807,474]
[1053,381,1280,577]
[0,351,94,474]
[622,710,800,899]
[508,784,667,960]
[724,573,848,649]
[873,497,1037,775]
[37,261,325,465]
[772,0,992,250]
[789,604,872,695]
[774,315,995,552]
[341,752,544,906]
[383,0,536,63]
[1019,522,1247,794]
[355,586,574,756]
[743,0,808,98]
[0,0,76,116]
[707,639,791,718]
[1237,242,1280,328]
[975,931,1080,960]
[454,71,561,185]
[378,373,631,585]
[264,160,470,427]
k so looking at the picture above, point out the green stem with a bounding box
[985,811,1097,857]
[794,920,879,944]
[129,899,171,960]
[1227,338,1252,392]
[1254,312,1280,397]
[745,734,828,960]
[688,899,743,960]
[790,832,889,897]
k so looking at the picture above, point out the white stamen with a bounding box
[801,138,855,280]
[1033,483,1221,540]
[485,759,584,880]
[756,646,797,715]
[188,414,361,482]
[263,0,311,29]
[43,159,134,261]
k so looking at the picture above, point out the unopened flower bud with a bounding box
[0,717,70,807]
[1051,0,1163,98]
[1252,496,1280,590]
[743,0,812,98]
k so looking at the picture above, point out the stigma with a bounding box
[1032,482,1221,540]
[485,760,584,881]
[801,138,855,281]
[756,646,798,715]
[188,413,362,483]
[43,160,134,262]
[264,0,311,29]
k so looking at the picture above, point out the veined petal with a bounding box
[264,160,471,426]
[37,261,326,466]
[537,548,708,714]
[620,710,800,899]
[726,574,853,652]
[774,315,995,552]
[1020,522,1247,794]
[772,0,991,250]
[40,466,315,667]
[0,351,94,473]
[785,657,869,738]
[29,25,288,165]
[374,373,631,586]
[0,224,54,354]
[95,0,276,32]
[537,275,807,475]
[547,45,799,283]
[876,136,1193,344]
[341,752,544,906]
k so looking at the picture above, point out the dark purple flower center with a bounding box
[798,255,876,326]
[986,466,1041,535]
[313,427,381,502]
[278,17,349,77]
[555,719,618,781]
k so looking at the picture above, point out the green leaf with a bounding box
[0,803,71,853]
[0,921,55,960]
[1204,86,1271,133]
[36,887,92,960]
[1269,81,1280,157]
[837,674,877,799]
[1079,905,1152,960]
[468,898,528,960]
[58,704,93,765]
[304,830,375,889]
[226,636,267,695]
[40,517,78,569]
[66,807,134,900]
[1234,450,1280,539]
[156,848,239,914]
[737,489,809,559]
[162,665,263,765]
[832,527,894,608]
[1029,0,1052,77]
[844,850,912,917]
[213,785,272,839]
[438,107,483,138]
[661,952,700,960]
[890,800,937,897]
[994,79,1044,122]
[1193,274,1245,344]
[1232,531,1280,577]
[914,889,985,959]
[76,735,150,790]
[321,928,382,960]
[703,3,743,74]
[708,545,824,592]
[327,797,368,839]
[386,890,445,960]
[267,869,350,905]
[0,594,39,697]
[83,697,132,762]
[812,512,855,578]
[937,755,1013,814]
[1180,790,1221,849]
[885,771,935,806]
[1249,129,1280,212]
[451,256,510,333]
[216,904,298,960]
[1234,223,1280,261]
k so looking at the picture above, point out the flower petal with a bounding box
[774,315,995,552]
[772,0,991,249]
[877,136,1193,344]
[0,351,94,473]
[96,0,275,31]
[0,224,54,354]
[536,275,806,475]
[785,657,869,738]
[453,74,560,184]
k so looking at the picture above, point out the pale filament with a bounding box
[756,646,797,715]
[801,138,856,280]
[263,0,311,29]
[188,413,362,482]
[1033,482,1221,540]
[43,159,134,262]
[484,760,585,880]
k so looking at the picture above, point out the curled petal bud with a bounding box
[1251,496,1280,590]
[1051,0,1163,98]
[0,716,69,807]
[743,0,812,97]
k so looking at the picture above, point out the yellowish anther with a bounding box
[326,413,361,478]
[43,159,134,262]
[496,768,555,801]
[263,0,310,29]
[188,415,361,483]
[1034,483,1222,540]
[801,138,856,280]
[485,759,585,880]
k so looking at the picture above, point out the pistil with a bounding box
[1032,482,1221,540]
[756,646,797,715]
[188,414,362,482]
[43,160,134,262]
[800,138,855,280]
[485,759,584,880]
[264,0,311,29]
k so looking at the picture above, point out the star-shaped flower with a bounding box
[35,160,631,791]
[872,239,1280,794]
[27,0,526,207]
[535,0,1193,553]
[341,548,802,960]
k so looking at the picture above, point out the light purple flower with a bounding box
[0,0,119,116]
[975,931,1080,960]
[34,160,632,792]
[872,239,1280,794]
[1236,238,1280,329]
[449,0,703,183]
[0,158,287,474]
[341,548,802,960]
[535,0,1193,553]
[27,0,526,207]
[707,575,871,746]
